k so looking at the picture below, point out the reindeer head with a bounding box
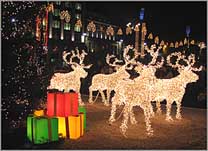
[167,52,202,83]
[106,45,137,79]
[134,44,164,77]
[63,48,92,79]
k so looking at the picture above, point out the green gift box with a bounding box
[27,115,59,144]
[78,106,86,129]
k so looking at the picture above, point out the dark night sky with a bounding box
[86,1,207,42]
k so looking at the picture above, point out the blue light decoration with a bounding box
[139,8,145,21]
[186,26,191,37]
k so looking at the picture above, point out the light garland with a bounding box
[60,10,71,23]
[88,45,137,106]
[87,21,96,32]
[48,48,92,106]
[106,25,114,36]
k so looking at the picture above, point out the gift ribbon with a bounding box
[48,118,52,141]
[65,117,70,138]
[54,93,57,116]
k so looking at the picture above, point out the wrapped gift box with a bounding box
[34,109,44,117]
[78,106,86,129]
[47,92,78,117]
[27,115,58,144]
[69,113,84,139]
[58,113,84,139]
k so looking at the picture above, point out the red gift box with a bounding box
[47,92,78,117]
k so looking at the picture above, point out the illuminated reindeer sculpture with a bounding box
[151,52,202,121]
[109,45,164,136]
[88,45,137,106]
[48,49,92,105]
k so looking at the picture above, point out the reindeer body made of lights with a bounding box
[109,45,164,136]
[47,49,92,106]
[88,45,137,106]
[151,52,202,121]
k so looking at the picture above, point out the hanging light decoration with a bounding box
[184,38,188,45]
[87,21,96,32]
[75,19,82,28]
[106,25,114,36]
[160,40,165,46]
[60,10,71,23]
[170,42,174,48]
[148,33,153,39]
[126,25,132,35]
[179,41,183,46]
[175,41,179,48]
[154,36,159,44]
[117,28,123,35]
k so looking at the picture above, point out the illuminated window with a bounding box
[56,1,61,5]
[74,25,81,32]
[64,23,70,30]
[75,14,81,19]
[75,3,81,10]
[53,20,60,29]
[53,9,60,17]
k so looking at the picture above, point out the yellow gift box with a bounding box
[34,109,44,117]
[58,113,84,139]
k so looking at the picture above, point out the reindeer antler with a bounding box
[167,52,202,72]
[63,48,91,68]
[106,54,123,68]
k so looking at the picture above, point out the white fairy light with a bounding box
[88,45,137,106]
[48,48,92,106]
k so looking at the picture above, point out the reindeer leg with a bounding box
[166,101,173,121]
[120,105,129,138]
[78,91,85,106]
[130,106,137,125]
[156,100,162,115]
[143,107,154,136]
[176,101,182,120]
[109,100,117,124]
[100,90,108,106]
[88,86,93,103]
[106,89,111,106]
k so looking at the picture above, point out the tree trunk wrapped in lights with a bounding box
[27,115,58,144]
[48,49,92,105]
[47,92,78,117]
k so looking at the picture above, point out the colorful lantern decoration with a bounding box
[60,10,71,23]
[47,92,78,117]
[106,26,114,36]
[117,28,123,35]
[126,26,132,35]
[88,45,137,106]
[47,49,92,105]
[27,115,59,144]
[87,21,96,32]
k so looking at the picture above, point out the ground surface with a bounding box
[2,96,207,149]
